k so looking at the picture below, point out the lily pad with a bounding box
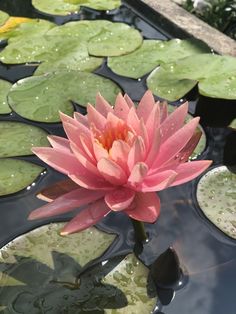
[0,223,123,312]
[0,80,12,114]
[0,17,33,41]
[229,119,236,129]
[103,254,157,313]
[108,39,210,79]
[88,22,143,56]
[196,166,236,239]
[0,10,9,26]
[8,71,121,122]
[32,0,121,15]
[34,41,103,75]
[0,121,49,157]
[147,54,236,101]
[0,159,44,196]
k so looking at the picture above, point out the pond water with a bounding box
[0,0,236,313]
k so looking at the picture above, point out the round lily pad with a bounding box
[196,166,236,239]
[0,80,12,114]
[34,41,103,75]
[0,158,44,196]
[0,121,49,157]
[108,38,210,79]
[147,54,236,101]
[103,254,157,313]
[88,22,143,57]
[0,223,117,311]
[8,71,121,122]
[0,10,9,26]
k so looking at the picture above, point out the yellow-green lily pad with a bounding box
[229,119,236,129]
[8,71,121,123]
[0,121,49,157]
[65,0,121,10]
[147,54,236,101]
[0,158,44,196]
[88,22,143,57]
[108,39,210,79]
[196,166,236,239]
[0,80,12,114]
[0,223,119,312]
[0,17,34,41]
[0,10,9,27]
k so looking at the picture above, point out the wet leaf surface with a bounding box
[0,80,12,114]
[0,158,44,196]
[8,71,121,122]
[0,121,49,157]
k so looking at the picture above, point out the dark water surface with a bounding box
[0,1,236,313]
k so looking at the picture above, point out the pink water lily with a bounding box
[29,91,212,235]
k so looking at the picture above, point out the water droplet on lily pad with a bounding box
[8,71,121,123]
[0,158,44,196]
[0,121,49,157]
[196,166,236,239]
[0,79,12,114]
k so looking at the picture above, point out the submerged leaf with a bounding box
[0,80,12,114]
[197,166,236,239]
[108,38,210,79]
[0,121,49,157]
[0,159,44,196]
[8,71,121,122]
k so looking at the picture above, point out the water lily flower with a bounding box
[29,91,212,235]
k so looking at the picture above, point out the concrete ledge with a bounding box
[140,0,236,56]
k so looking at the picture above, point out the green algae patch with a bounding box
[0,121,49,157]
[108,38,210,79]
[0,80,12,114]
[8,71,121,123]
[197,166,236,239]
[0,159,44,196]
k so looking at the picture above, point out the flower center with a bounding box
[97,121,129,151]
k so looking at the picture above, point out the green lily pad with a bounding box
[32,0,121,15]
[34,41,103,75]
[103,254,157,313]
[0,17,34,41]
[108,39,210,79]
[8,71,121,123]
[229,119,236,129]
[0,10,9,26]
[0,121,49,157]
[0,80,12,114]
[88,22,143,57]
[0,159,44,196]
[147,54,236,101]
[196,166,236,239]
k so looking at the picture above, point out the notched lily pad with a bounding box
[108,38,210,79]
[0,79,12,114]
[88,22,143,57]
[197,166,236,239]
[0,121,49,157]
[0,158,44,196]
[8,71,121,123]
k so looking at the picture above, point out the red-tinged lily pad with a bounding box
[0,158,44,196]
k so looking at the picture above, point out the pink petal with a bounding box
[62,121,90,151]
[139,119,149,151]
[127,107,140,134]
[145,103,160,141]
[61,199,111,235]
[159,101,168,123]
[74,111,89,127]
[144,127,161,167]
[128,162,148,186]
[80,133,96,164]
[93,140,109,161]
[28,188,105,220]
[160,102,188,143]
[170,160,212,186]
[95,93,113,117]
[109,140,130,173]
[125,192,160,223]
[128,136,146,171]
[124,94,135,108]
[136,90,155,122]
[32,147,85,176]
[87,103,106,130]
[114,93,131,120]
[153,117,200,169]
[139,170,177,192]
[60,111,80,128]
[47,135,71,152]
[105,187,135,211]
[107,111,123,128]
[97,158,127,185]
[69,172,113,191]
